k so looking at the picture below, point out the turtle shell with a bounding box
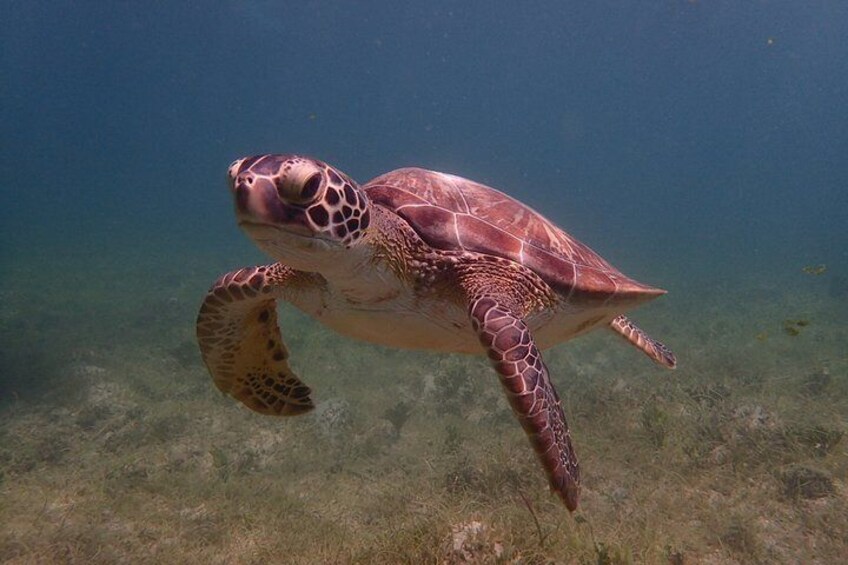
[364,168,664,302]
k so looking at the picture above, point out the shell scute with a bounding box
[398,205,457,250]
[455,214,523,258]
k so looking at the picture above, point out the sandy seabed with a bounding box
[1,253,846,564]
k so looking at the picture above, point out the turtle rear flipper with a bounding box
[196,264,313,416]
[609,315,676,369]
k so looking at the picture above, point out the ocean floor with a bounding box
[1,250,846,563]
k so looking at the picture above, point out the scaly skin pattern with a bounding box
[609,315,677,368]
[468,294,580,510]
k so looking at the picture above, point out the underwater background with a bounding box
[2,1,846,563]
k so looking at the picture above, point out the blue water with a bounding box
[2,1,847,561]
[4,2,845,268]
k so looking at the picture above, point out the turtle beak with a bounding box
[233,176,254,218]
[231,173,278,224]
[231,174,317,240]
[233,180,249,215]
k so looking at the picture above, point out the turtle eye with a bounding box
[275,169,325,205]
[300,173,322,202]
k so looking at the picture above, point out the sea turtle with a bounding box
[196,154,676,511]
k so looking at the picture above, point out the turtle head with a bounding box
[227,154,372,269]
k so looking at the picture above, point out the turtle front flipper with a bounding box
[468,295,580,511]
[196,263,314,416]
[609,315,677,369]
